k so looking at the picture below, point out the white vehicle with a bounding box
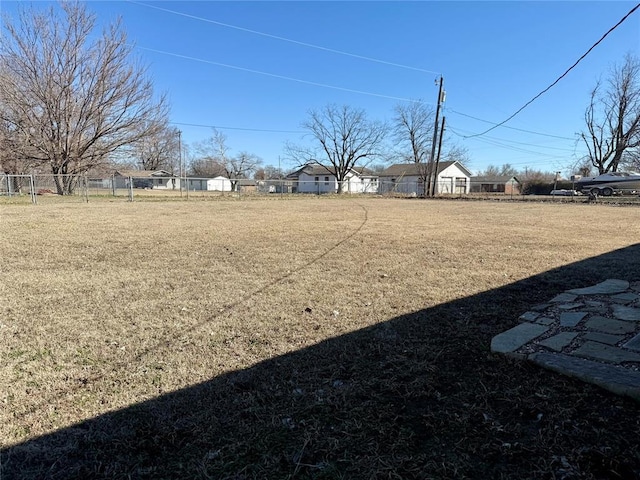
[550,189,580,196]
[575,172,640,196]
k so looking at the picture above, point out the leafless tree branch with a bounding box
[0,2,168,194]
[286,104,387,194]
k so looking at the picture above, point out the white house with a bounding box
[286,164,378,194]
[113,170,180,190]
[378,161,471,195]
[188,176,232,192]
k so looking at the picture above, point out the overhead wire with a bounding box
[127,0,441,75]
[451,131,569,158]
[447,126,577,152]
[446,108,576,140]
[128,0,623,159]
[463,2,640,138]
[136,45,421,103]
[171,122,304,134]
[127,0,582,143]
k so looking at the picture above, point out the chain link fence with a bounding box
[6,173,623,205]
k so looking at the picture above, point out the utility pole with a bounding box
[428,75,445,197]
[432,115,446,196]
[178,130,183,197]
[278,155,283,197]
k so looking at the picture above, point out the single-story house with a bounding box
[188,176,232,192]
[286,164,378,194]
[113,169,180,190]
[378,161,471,195]
[470,175,521,194]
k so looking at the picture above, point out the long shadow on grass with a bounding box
[4,245,640,479]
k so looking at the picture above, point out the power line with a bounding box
[445,108,576,140]
[136,45,420,103]
[127,0,442,75]
[171,122,304,134]
[464,2,640,139]
[450,130,571,158]
[448,126,577,152]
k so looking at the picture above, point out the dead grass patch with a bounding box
[2,197,640,478]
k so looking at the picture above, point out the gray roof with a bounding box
[472,175,520,184]
[286,164,374,178]
[114,169,175,178]
[379,161,471,178]
[235,179,257,186]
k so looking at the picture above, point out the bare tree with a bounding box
[392,101,434,163]
[188,158,226,178]
[223,152,262,191]
[0,2,168,194]
[287,104,387,194]
[441,144,471,167]
[194,129,262,190]
[391,101,434,196]
[568,157,594,177]
[0,116,38,192]
[580,54,640,174]
[621,150,640,171]
[133,124,180,173]
[476,162,516,177]
[254,165,284,180]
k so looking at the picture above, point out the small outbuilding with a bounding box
[188,176,232,192]
[470,175,521,194]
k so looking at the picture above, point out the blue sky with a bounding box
[3,1,640,174]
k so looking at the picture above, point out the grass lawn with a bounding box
[2,196,640,479]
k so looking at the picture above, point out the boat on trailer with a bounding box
[575,172,640,196]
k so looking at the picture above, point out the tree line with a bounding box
[1,2,639,195]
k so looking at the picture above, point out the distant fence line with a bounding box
[0,173,583,205]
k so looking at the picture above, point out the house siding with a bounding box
[113,170,180,190]
[291,168,376,194]
[378,162,471,195]
[187,177,232,191]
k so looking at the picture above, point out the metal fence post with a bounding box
[29,174,37,204]
[83,174,89,203]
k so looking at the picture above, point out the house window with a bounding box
[314,176,319,184]
[324,176,329,185]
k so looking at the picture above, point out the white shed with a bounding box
[188,176,232,192]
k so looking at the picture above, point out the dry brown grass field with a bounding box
[2,196,640,479]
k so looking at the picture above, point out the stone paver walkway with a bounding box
[491,279,640,401]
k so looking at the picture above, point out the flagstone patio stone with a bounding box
[492,279,640,402]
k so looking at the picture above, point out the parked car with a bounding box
[133,179,154,189]
[549,189,580,196]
